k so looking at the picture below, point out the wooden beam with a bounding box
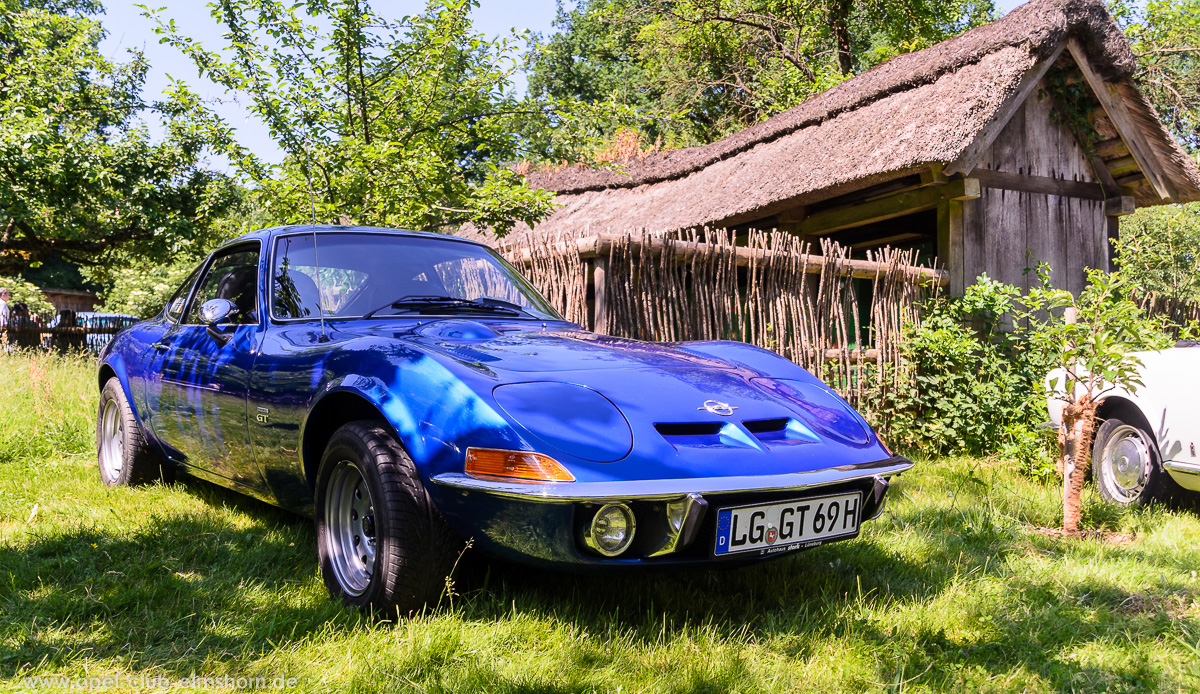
[592,257,608,334]
[937,199,965,294]
[1105,156,1139,176]
[1115,172,1146,188]
[1107,215,1120,272]
[1095,138,1129,159]
[1067,40,1176,200]
[500,234,951,286]
[1089,152,1122,195]
[798,178,980,236]
[971,168,1106,200]
[945,41,1067,177]
[1105,196,1136,217]
[920,164,949,185]
[849,233,924,250]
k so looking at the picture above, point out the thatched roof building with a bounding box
[467,0,1200,295]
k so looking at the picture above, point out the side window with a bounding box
[185,245,261,325]
[166,261,206,322]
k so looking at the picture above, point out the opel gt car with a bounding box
[96,226,913,614]
[1047,345,1200,506]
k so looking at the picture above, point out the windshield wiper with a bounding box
[362,295,527,319]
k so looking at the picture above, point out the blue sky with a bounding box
[97,0,1028,168]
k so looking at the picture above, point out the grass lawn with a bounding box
[2,352,1200,693]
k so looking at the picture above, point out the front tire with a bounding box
[1092,416,1178,506]
[96,378,167,487]
[315,421,461,617]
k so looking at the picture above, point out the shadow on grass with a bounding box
[1,473,1196,692]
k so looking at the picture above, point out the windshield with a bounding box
[271,232,562,322]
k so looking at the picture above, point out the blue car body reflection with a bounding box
[99,226,912,569]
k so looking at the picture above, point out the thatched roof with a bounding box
[463,0,1200,242]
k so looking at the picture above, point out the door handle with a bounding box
[152,343,169,352]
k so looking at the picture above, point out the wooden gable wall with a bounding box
[952,78,1110,295]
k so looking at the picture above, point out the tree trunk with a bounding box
[828,0,854,76]
[1059,396,1098,535]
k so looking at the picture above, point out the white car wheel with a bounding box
[1092,417,1175,506]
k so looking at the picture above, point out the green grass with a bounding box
[2,351,1200,692]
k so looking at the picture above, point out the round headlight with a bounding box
[585,503,636,557]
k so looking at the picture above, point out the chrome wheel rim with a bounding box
[1099,425,1151,503]
[99,399,124,483]
[325,461,377,596]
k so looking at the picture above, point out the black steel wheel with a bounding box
[96,378,168,487]
[315,421,461,616]
[1092,416,1179,506]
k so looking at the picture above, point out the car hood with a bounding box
[404,320,734,373]
[384,320,882,476]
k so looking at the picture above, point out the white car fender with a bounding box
[1046,348,1200,492]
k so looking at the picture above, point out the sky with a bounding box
[97,0,1028,169]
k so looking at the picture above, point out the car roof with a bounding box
[218,225,490,252]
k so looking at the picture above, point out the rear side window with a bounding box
[166,262,206,322]
[184,245,261,325]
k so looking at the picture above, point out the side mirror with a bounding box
[200,298,237,344]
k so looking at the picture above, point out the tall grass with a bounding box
[0,351,94,464]
[1,352,1199,692]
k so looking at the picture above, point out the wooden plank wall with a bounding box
[962,83,1109,295]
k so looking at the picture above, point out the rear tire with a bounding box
[96,378,167,486]
[1092,416,1179,506]
[315,421,461,617]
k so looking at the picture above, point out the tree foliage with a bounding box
[0,0,239,274]
[526,0,996,149]
[150,0,560,236]
[0,273,54,319]
[1112,201,1200,304]
[1112,0,1200,149]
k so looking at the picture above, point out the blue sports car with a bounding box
[96,225,912,615]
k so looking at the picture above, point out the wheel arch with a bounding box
[98,362,118,392]
[1096,396,1156,443]
[97,356,139,420]
[300,387,396,492]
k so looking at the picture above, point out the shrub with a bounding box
[876,275,1056,461]
[874,269,1172,477]
[0,275,56,320]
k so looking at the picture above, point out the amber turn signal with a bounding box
[464,448,575,483]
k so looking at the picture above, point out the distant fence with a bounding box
[1,315,138,355]
[1134,290,1200,336]
[498,228,947,409]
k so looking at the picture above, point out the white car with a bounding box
[1047,345,1200,506]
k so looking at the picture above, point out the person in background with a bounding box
[0,287,9,350]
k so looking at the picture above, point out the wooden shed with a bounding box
[476,0,1200,296]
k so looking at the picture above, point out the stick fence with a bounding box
[498,228,945,409]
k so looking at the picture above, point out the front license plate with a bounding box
[713,491,862,557]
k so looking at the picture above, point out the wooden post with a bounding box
[937,199,965,294]
[593,256,608,335]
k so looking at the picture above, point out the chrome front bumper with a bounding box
[431,455,914,502]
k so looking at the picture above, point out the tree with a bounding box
[1112,0,1200,149]
[1113,202,1200,306]
[526,0,996,148]
[0,273,54,319]
[150,0,558,236]
[0,0,239,274]
[1025,269,1169,534]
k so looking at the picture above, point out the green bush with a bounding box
[877,275,1054,461]
[0,275,56,320]
[874,269,1171,476]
